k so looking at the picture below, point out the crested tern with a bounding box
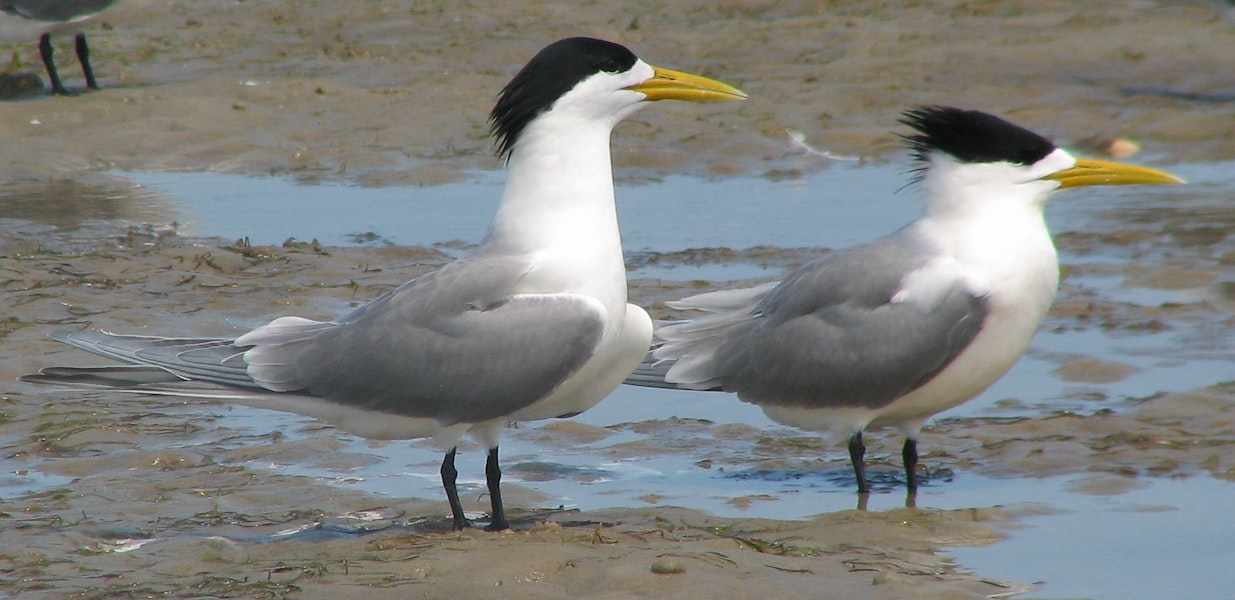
[625,106,1182,495]
[21,37,746,530]
[0,0,122,95]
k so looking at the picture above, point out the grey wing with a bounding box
[655,234,990,409]
[2,0,117,22]
[42,331,259,387]
[237,254,607,425]
[18,365,281,400]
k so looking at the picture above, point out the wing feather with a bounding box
[229,252,606,424]
[35,251,609,426]
[640,232,990,409]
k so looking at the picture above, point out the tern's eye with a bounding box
[597,58,624,74]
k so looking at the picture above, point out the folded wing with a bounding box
[28,252,609,426]
[631,233,991,410]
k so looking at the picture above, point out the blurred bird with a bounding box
[625,106,1182,495]
[0,0,123,95]
[21,37,746,530]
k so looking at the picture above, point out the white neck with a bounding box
[480,109,630,302]
[914,152,1067,312]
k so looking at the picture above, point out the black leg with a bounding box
[440,448,470,530]
[848,431,870,495]
[485,446,510,531]
[38,34,71,96]
[75,33,99,90]
[902,438,919,492]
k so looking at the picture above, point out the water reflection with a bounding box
[0,178,153,229]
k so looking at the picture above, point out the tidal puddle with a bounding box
[4,157,1233,599]
[947,475,1235,600]
[0,468,73,500]
[119,164,919,253]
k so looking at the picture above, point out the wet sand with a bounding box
[3,1,1235,598]
[3,0,1234,182]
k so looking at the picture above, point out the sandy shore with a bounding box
[3,1,1235,598]
[3,0,1234,183]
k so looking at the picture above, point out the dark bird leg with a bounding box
[485,446,510,531]
[440,448,470,530]
[848,431,870,495]
[855,493,869,511]
[902,438,920,492]
[38,33,71,96]
[74,33,100,90]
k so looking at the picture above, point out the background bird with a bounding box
[22,37,745,530]
[0,0,122,95]
[625,106,1182,496]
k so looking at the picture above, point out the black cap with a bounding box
[489,38,639,159]
[900,106,1057,168]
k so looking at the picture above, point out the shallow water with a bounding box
[4,158,1233,599]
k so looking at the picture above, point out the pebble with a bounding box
[651,559,686,575]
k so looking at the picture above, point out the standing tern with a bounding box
[0,0,122,95]
[21,37,746,530]
[625,106,1182,495]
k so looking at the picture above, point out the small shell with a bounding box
[650,559,687,575]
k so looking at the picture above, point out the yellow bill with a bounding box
[626,66,747,102]
[1045,157,1185,189]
